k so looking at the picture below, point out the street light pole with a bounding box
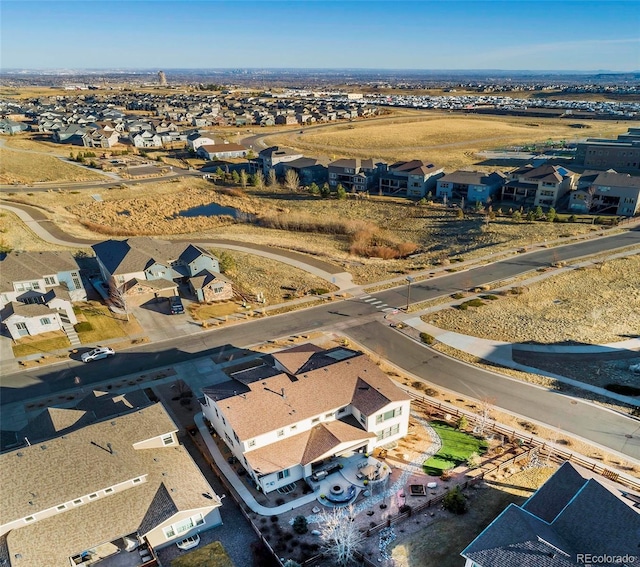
[405,276,414,311]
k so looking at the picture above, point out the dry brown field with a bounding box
[0,147,106,184]
[265,113,636,170]
[424,255,640,344]
[2,178,605,284]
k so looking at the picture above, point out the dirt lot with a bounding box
[424,255,640,344]
[266,113,636,170]
[389,467,556,567]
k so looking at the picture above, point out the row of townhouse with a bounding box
[252,143,640,215]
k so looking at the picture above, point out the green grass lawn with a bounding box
[74,304,129,344]
[12,333,71,357]
[424,421,488,475]
[171,541,235,567]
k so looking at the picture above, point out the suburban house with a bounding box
[378,160,444,197]
[461,461,640,567]
[0,119,28,134]
[186,132,216,151]
[436,170,506,202]
[280,157,329,186]
[328,158,383,192]
[574,128,640,174]
[92,237,232,306]
[569,171,640,216]
[200,343,411,494]
[0,251,86,340]
[501,164,577,208]
[196,143,248,160]
[254,146,304,176]
[0,403,223,567]
[130,131,162,148]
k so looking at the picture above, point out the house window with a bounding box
[57,504,66,511]
[278,469,290,480]
[73,499,83,505]
[360,413,366,425]
[162,434,174,446]
[376,423,400,441]
[16,322,27,331]
[376,407,401,424]
[325,413,334,419]
[104,488,114,494]
[248,439,256,447]
[88,493,98,500]
[24,516,35,523]
[224,432,233,445]
[338,407,347,414]
[233,431,240,443]
[163,525,176,539]
[40,318,52,326]
[132,477,142,484]
[277,429,285,437]
[44,276,56,285]
[290,425,297,431]
[32,282,41,290]
[311,417,320,424]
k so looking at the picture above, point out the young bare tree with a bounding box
[267,168,278,188]
[252,170,265,190]
[584,185,597,212]
[239,169,248,188]
[474,397,495,436]
[109,285,130,322]
[284,169,300,192]
[318,504,362,566]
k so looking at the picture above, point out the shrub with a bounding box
[457,415,468,430]
[309,288,329,295]
[293,515,308,534]
[270,515,279,523]
[451,292,465,299]
[420,332,435,345]
[74,321,93,333]
[399,504,412,515]
[443,486,467,514]
[480,294,499,300]
[275,498,285,506]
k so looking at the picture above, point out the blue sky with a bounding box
[2,1,639,71]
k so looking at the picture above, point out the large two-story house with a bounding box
[254,146,304,177]
[0,403,223,567]
[200,343,411,494]
[461,461,640,567]
[569,171,640,217]
[328,158,383,192]
[501,164,577,208]
[0,251,86,340]
[378,160,444,197]
[436,170,506,203]
[92,237,233,306]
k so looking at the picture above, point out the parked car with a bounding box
[81,346,115,363]
[169,295,184,314]
[176,534,200,550]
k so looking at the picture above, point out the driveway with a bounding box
[131,298,202,342]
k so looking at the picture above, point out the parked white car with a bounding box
[81,346,115,363]
[176,534,200,550]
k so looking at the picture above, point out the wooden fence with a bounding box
[405,391,640,492]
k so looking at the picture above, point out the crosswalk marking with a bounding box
[370,300,382,305]
[364,298,376,303]
[360,294,371,299]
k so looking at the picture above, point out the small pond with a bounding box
[177,202,250,220]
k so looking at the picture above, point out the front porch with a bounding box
[70,536,157,567]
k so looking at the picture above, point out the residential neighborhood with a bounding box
[1,7,640,564]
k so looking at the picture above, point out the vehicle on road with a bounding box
[81,346,115,363]
[176,534,200,550]
[170,295,185,315]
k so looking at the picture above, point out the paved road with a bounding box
[2,227,639,459]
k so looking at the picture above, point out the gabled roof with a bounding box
[18,408,92,445]
[329,157,375,170]
[592,171,640,189]
[205,346,410,440]
[512,164,576,183]
[243,419,375,475]
[0,404,217,567]
[462,462,640,567]
[389,159,441,175]
[439,170,505,186]
[188,269,230,290]
[92,237,215,277]
[0,250,80,292]
[271,343,324,374]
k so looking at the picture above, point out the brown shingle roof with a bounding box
[0,251,80,293]
[211,350,409,440]
[271,343,324,374]
[1,404,218,567]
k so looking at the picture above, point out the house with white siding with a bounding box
[0,251,86,339]
[200,344,411,494]
[0,403,223,567]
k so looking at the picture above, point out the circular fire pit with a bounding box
[330,485,344,496]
